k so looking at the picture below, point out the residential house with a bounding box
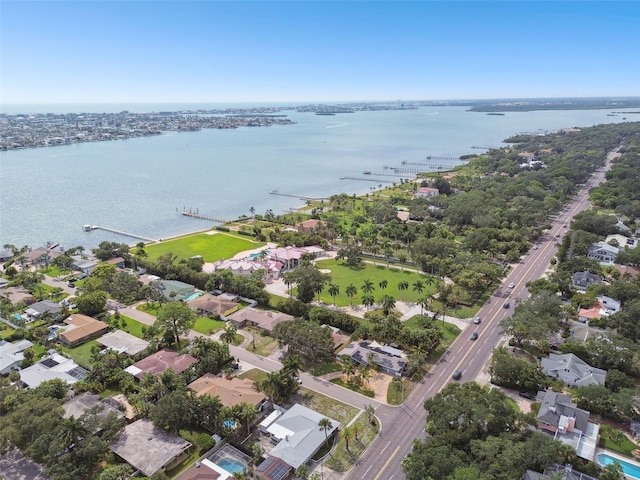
[110,419,192,477]
[265,403,340,469]
[615,264,640,279]
[24,299,60,321]
[225,308,293,334]
[188,374,266,410]
[0,278,9,289]
[587,242,620,266]
[413,186,440,199]
[522,464,598,480]
[124,348,197,379]
[158,279,196,301]
[18,352,88,389]
[97,330,149,356]
[63,392,123,422]
[295,219,326,234]
[0,447,50,480]
[187,293,240,318]
[208,258,283,283]
[541,353,607,387]
[58,314,109,347]
[255,456,293,480]
[106,256,126,268]
[536,390,599,461]
[22,246,63,266]
[71,255,99,274]
[570,271,603,291]
[0,250,14,262]
[340,341,407,377]
[0,339,33,375]
[605,234,638,249]
[176,461,222,480]
[268,246,325,270]
[578,295,621,323]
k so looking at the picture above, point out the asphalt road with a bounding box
[342,148,619,480]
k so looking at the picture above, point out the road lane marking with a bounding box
[381,440,392,453]
[373,446,400,480]
[363,465,373,479]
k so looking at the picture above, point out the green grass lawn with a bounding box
[60,340,99,369]
[192,317,226,335]
[314,259,437,307]
[39,265,71,278]
[143,232,266,262]
[600,424,640,456]
[118,316,149,339]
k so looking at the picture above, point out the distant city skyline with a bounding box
[1,1,639,105]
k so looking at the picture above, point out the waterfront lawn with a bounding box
[143,232,265,262]
[39,266,71,278]
[314,259,436,307]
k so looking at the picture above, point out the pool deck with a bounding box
[596,448,640,479]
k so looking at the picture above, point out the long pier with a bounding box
[340,176,394,184]
[180,210,230,223]
[269,190,328,201]
[83,225,158,243]
[403,155,458,163]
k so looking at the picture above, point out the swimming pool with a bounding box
[223,419,236,429]
[183,291,203,301]
[217,457,246,474]
[597,452,640,479]
[248,250,270,260]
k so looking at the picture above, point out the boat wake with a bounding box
[324,123,349,129]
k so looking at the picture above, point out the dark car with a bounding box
[519,392,536,400]
[452,370,462,380]
[470,332,479,341]
[67,281,76,288]
[503,302,510,309]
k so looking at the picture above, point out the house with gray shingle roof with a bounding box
[265,403,340,470]
[570,271,603,291]
[340,340,407,377]
[587,242,620,266]
[541,353,607,387]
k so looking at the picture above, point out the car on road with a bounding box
[67,281,76,288]
[503,302,510,309]
[452,370,462,380]
[473,316,481,324]
[293,376,303,384]
[532,245,538,250]
[508,282,515,288]
[470,332,479,341]
[519,392,536,400]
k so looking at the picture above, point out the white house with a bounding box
[587,242,620,266]
[541,353,607,387]
[0,339,33,375]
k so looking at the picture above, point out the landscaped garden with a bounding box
[143,231,266,262]
[314,259,437,306]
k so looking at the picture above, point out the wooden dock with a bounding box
[269,190,328,202]
[180,210,230,223]
[339,176,394,184]
[83,225,158,243]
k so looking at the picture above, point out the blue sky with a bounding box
[1,1,638,104]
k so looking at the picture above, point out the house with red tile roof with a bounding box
[124,348,197,379]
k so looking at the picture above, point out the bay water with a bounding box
[0,105,631,250]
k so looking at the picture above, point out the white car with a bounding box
[508,282,515,288]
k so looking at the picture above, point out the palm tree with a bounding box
[361,279,375,295]
[398,281,409,301]
[318,417,333,447]
[364,404,376,427]
[351,421,361,443]
[412,279,425,299]
[220,323,237,345]
[381,295,396,315]
[258,371,284,404]
[359,365,372,386]
[340,425,355,452]
[378,279,388,295]
[345,283,358,306]
[282,354,301,377]
[339,355,355,381]
[362,294,375,311]
[327,283,340,307]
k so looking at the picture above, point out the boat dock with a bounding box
[83,225,158,243]
[180,210,230,223]
[403,155,458,163]
[339,176,394,184]
[269,190,328,201]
